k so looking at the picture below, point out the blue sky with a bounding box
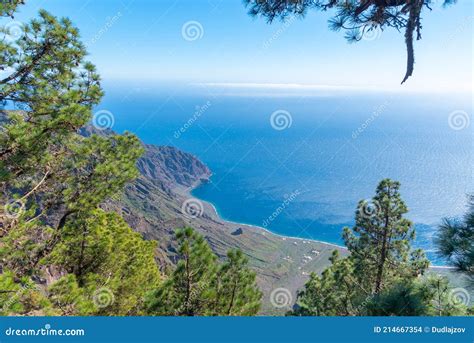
[7,0,473,92]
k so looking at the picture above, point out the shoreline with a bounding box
[203,196,346,250]
[186,177,453,269]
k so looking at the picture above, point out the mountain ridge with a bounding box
[106,142,345,314]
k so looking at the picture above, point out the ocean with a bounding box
[100,83,473,264]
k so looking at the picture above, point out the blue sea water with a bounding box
[101,83,473,264]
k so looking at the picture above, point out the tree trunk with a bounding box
[226,279,238,315]
[375,197,391,293]
[375,230,388,293]
[77,227,87,286]
[184,251,192,316]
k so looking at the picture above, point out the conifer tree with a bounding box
[436,197,474,279]
[343,179,429,294]
[290,179,465,317]
[0,0,23,17]
[0,8,160,316]
[364,280,428,316]
[244,0,458,83]
[146,228,262,316]
[212,249,262,316]
[365,274,468,316]
[293,250,358,316]
[46,210,160,315]
[420,275,469,316]
[147,227,218,316]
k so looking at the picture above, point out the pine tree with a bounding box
[292,272,327,316]
[0,8,160,316]
[0,0,23,17]
[365,275,468,316]
[147,227,218,316]
[420,275,468,316]
[365,280,428,316]
[212,249,262,316]
[146,228,262,316]
[244,0,458,83]
[293,250,358,316]
[343,179,429,294]
[435,197,474,278]
[291,179,457,317]
[46,210,160,315]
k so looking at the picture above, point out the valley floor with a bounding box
[115,144,472,314]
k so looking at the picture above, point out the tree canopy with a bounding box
[0,0,24,17]
[436,196,474,278]
[0,8,160,315]
[0,5,263,317]
[146,228,262,316]
[244,0,458,83]
[0,1,469,318]
[292,179,470,316]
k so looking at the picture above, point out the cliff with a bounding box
[108,143,346,315]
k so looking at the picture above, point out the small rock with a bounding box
[231,228,243,236]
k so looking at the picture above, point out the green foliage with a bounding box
[46,210,160,315]
[0,0,24,17]
[365,280,429,316]
[147,228,262,316]
[1,10,103,182]
[64,133,143,213]
[0,8,160,317]
[366,275,468,316]
[47,274,96,316]
[0,270,54,316]
[293,251,358,316]
[436,197,474,278]
[244,0,458,83]
[343,179,429,293]
[420,275,468,316]
[212,249,262,315]
[171,227,218,316]
[292,179,468,317]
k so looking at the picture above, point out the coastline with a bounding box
[201,194,346,250]
[187,176,453,269]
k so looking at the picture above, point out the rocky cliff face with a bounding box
[36,125,343,313]
[137,145,210,190]
[108,143,344,315]
[107,144,211,268]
